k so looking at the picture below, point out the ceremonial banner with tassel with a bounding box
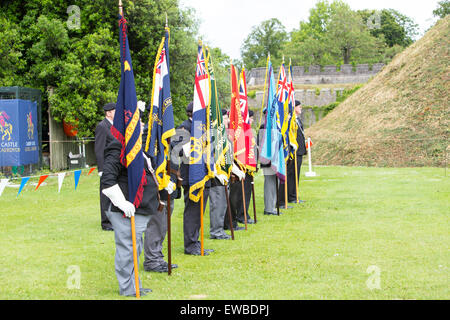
[189,41,213,202]
[110,10,147,208]
[229,63,246,170]
[145,25,175,190]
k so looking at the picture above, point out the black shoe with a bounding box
[234,226,246,231]
[125,288,151,297]
[211,234,231,240]
[238,218,255,224]
[264,211,277,215]
[185,250,210,256]
[144,264,168,273]
[161,261,178,269]
[102,227,114,231]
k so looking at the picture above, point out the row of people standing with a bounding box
[94,99,307,296]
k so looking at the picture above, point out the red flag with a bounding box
[306,139,313,150]
[88,167,96,176]
[229,64,246,169]
[35,175,49,191]
[238,69,256,172]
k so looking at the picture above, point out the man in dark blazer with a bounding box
[287,100,307,204]
[95,102,116,231]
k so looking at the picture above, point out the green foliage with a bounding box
[240,18,288,70]
[433,0,450,18]
[0,0,200,137]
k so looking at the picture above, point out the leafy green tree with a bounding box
[358,9,418,47]
[0,0,199,137]
[433,0,450,18]
[240,18,288,69]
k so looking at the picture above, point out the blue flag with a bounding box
[110,14,147,207]
[16,176,29,197]
[189,42,213,202]
[74,170,81,190]
[145,27,175,190]
[259,57,286,182]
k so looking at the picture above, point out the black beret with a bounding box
[103,103,116,111]
[295,100,301,106]
[186,101,193,113]
[249,110,254,117]
[222,109,228,116]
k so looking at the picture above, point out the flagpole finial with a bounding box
[119,0,123,15]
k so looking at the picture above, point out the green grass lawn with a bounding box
[0,166,448,300]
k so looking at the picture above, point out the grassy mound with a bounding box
[306,17,449,167]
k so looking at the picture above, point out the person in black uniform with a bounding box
[279,100,307,206]
[173,102,215,256]
[94,102,116,231]
[101,139,159,297]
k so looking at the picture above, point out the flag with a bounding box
[306,139,313,150]
[276,63,290,161]
[35,175,49,191]
[287,64,298,158]
[17,176,29,197]
[259,57,286,182]
[110,13,147,207]
[74,170,81,190]
[0,179,9,197]
[145,26,175,190]
[239,68,257,173]
[87,167,96,176]
[57,172,65,193]
[189,41,213,202]
[229,63,246,170]
[207,49,232,178]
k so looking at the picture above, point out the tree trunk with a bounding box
[343,47,351,64]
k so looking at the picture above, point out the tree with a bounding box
[0,0,199,137]
[358,9,418,47]
[240,18,288,69]
[433,0,450,18]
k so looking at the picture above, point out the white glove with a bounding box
[165,181,176,195]
[182,142,190,158]
[215,173,229,185]
[98,171,103,177]
[232,163,245,181]
[102,184,136,218]
[290,143,297,151]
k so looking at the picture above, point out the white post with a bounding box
[305,137,316,177]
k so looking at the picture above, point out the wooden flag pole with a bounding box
[224,184,235,240]
[166,138,172,275]
[294,152,299,203]
[276,176,280,216]
[119,0,139,299]
[241,178,248,230]
[251,175,257,223]
[200,190,204,256]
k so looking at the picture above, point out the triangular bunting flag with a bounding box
[57,172,66,193]
[0,179,9,197]
[87,167,96,176]
[17,177,30,198]
[74,170,81,190]
[35,175,49,191]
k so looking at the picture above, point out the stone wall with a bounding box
[247,63,384,86]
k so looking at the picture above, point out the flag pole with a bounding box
[251,175,257,223]
[200,190,204,256]
[224,183,235,240]
[119,0,140,299]
[241,177,248,230]
[166,138,172,275]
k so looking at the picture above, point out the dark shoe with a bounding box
[238,218,255,224]
[185,250,209,256]
[234,226,246,231]
[125,288,150,297]
[161,261,178,269]
[211,234,231,240]
[144,264,168,273]
[102,227,114,231]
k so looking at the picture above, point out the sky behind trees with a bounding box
[181,0,441,60]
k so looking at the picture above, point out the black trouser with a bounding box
[225,180,241,229]
[236,173,252,222]
[100,181,113,229]
[183,186,210,254]
[279,155,303,205]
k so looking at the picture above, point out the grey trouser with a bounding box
[183,186,210,254]
[106,208,151,296]
[208,185,228,238]
[263,168,277,214]
[143,199,174,269]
